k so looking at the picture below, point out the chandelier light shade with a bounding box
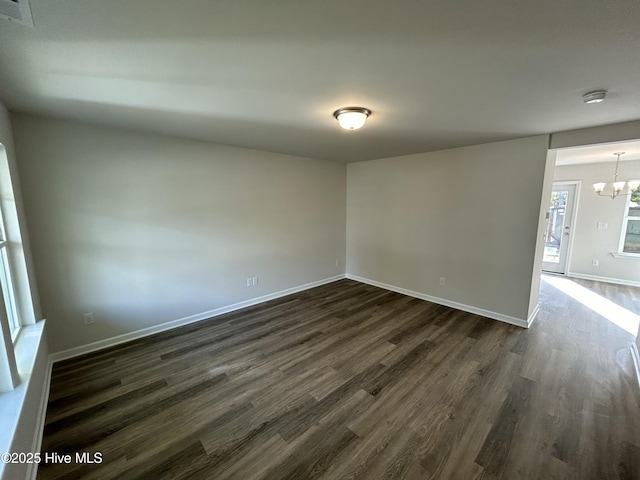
[593,152,640,199]
[333,107,371,130]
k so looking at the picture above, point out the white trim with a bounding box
[566,272,640,288]
[346,274,533,328]
[25,356,52,480]
[611,252,640,260]
[0,320,47,480]
[617,194,639,255]
[563,181,580,274]
[631,343,640,391]
[50,275,346,363]
[528,304,541,326]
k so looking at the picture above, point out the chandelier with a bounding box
[593,152,639,199]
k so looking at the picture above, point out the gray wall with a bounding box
[554,160,640,285]
[12,113,347,353]
[346,135,550,323]
[551,120,640,151]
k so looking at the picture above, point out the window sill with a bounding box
[0,320,47,479]
[611,252,640,260]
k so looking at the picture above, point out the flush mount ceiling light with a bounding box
[333,107,371,130]
[593,152,640,199]
[583,90,607,104]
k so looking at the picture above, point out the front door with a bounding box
[542,183,576,274]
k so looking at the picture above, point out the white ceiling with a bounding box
[1,0,639,163]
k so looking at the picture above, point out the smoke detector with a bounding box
[582,90,607,104]
[0,0,34,27]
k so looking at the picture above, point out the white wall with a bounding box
[528,150,558,317]
[12,113,346,353]
[554,160,640,285]
[347,135,550,324]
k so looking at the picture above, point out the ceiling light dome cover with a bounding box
[333,107,371,130]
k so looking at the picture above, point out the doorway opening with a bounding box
[542,182,578,274]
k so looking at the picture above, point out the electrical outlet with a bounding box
[247,277,259,287]
[253,276,258,286]
[83,312,95,325]
[335,259,339,266]
[439,277,445,286]
[592,259,599,266]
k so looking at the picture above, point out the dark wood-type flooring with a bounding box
[38,276,640,479]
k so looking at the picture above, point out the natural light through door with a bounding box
[542,183,576,274]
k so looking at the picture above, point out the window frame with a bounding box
[0,206,20,341]
[618,186,640,257]
[0,139,41,397]
[0,245,20,341]
[0,203,20,393]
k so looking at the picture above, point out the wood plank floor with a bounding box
[38,276,640,479]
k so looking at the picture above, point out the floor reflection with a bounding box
[542,274,640,336]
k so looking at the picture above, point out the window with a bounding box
[621,186,640,254]
[0,209,19,340]
[0,140,42,397]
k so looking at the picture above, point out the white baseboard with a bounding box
[566,272,640,288]
[346,274,533,328]
[50,275,346,363]
[631,343,640,391]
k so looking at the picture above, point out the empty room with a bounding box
[0,1,639,479]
